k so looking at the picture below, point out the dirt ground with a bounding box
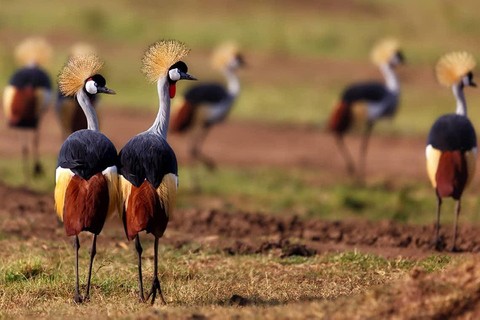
[1,182,478,261]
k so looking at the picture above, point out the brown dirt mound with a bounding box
[324,255,480,319]
[2,182,480,260]
[171,209,480,258]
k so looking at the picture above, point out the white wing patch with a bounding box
[55,167,74,183]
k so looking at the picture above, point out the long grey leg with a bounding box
[72,235,83,303]
[430,190,442,250]
[358,122,373,184]
[32,128,43,177]
[334,134,355,176]
[450,200,461,252]
[135,235,145,303]
[147,237,166,305]
[84,234,97,301]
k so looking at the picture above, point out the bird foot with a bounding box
[74,292,83,303]
[33,162,44,177]
[428,239,442,251]
[346,165,355,177]
[448,245,461,253]
[146,276,166,305]
[203,159,216,172]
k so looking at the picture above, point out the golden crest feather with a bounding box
[58,54,104,96]
[15,37,53,67]
[435,51,476,87]
[371,38,400,66]
[142,40,190,83]
[212,42,240,70]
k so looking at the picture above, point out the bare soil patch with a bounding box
[1,183,479,260]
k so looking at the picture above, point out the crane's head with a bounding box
[212,42,244,71]
[389,50,404,67]
[167,61,197,98]
[59,53,115,97]
[436,51,476,88]
[371,38,404,68]
[15,37,53,68]
[142,40,196,98]
[84,74,116,96]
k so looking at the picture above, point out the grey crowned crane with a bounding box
[55,54,118,302]
[328,39,404,182]
[118,40,196,304]
[426,52,477,252]
[56,43,100,138]
[2,37,53,179]
[169,42,244,170]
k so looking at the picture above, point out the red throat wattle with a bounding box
[169,84,176,99]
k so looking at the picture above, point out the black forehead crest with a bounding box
[169,61,188,73]
[88,74,106,87]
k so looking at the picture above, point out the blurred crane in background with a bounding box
[55,54,118,302]
[426,52,477,252]
[2,37,53,180]
[56,42,100,139]
[170,42,244,174]
[118,40,196,304]
[327,39,404,183]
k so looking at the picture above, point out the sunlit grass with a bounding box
[0,233,454,318]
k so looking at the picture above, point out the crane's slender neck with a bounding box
[223,67,240,97]
[148,76,170,138]
[453,83,467,116]
[76,89,99,131]
[380,63,399,93]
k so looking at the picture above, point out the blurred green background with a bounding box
[0,0,480,132]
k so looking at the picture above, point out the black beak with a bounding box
[470,81,477,88]
[396,51,405,64]
[179,71,197,81]
[236,54,246,67]
[97,86,116,94]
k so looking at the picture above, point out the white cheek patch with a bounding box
[169,69,180,81]
[463,76,470,86]
[228,57,240,69]
[85,80,97,94]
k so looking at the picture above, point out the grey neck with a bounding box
[148,76,170,139]
[452,83,467,116]
[76,89,99,131]
[223,67,240,97]
[380,63,399,93]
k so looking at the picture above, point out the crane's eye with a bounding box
[169,68,181,81]
[85,80,98,94]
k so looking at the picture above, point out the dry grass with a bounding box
[0,231,452,319]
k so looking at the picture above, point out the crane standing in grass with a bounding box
[426,52,477,252]
[55,54,118,302]
[169,42,244,170]
[56,43,100,138]
[3,37,53,179]
[327,39,404,182]
[118,40,196,304]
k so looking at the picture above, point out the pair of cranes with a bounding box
[330,40,477,252]
[55,40,196,304]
